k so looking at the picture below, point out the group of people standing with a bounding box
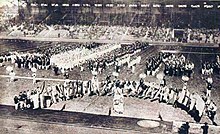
[145,52,171,76]
[1,52,50,71]
[13,73,218,125]
[87,42,147,74]
[145,53,194,78]
[164,54,194,78]
[201,55,220,77]
[1,41,217,125]
[14,53,51,70]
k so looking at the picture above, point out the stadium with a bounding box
[0,0,220,134]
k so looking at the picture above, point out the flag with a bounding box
[195,93,205,117]
[40,81,46,94]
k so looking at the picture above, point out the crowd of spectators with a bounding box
[4,22,220,44]
[8,22,48,37]
[188,29,220,44]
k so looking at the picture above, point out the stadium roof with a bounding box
[25,0,220,9]
[29,0,220,4]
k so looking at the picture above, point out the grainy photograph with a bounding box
[0,0,220,133]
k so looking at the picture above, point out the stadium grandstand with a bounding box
[15,0,220,28]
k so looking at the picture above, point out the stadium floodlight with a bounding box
[72,4,80,7]
[62,4,69,7]
[204,5,213,8]
[117,4,125,7]
[165,5,174,8]
[94,4,102,7]
[82,4,90,7]
[191,5,200,8]
[52,4,58,7]
[153,4,161,8]
[40,4,47,7]
[140,4,150,8]
[129,4,138,7]
[106,4,114,7]
[178,5,187,8]
[30,3,37,7]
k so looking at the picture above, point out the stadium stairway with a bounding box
[36,29,51,38]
